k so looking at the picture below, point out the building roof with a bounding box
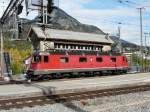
[28,26,114,44]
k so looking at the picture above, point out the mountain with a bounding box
[110,36,138,48]
[20,6,106,39]
[45,7,105,34]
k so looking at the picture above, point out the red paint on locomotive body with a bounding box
[28,53,128,76]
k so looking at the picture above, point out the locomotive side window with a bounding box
[60,57,69,63]
[96,57,103,62]
[79,57,87,62]
[44,56,49,63]
[33,56,41,63]
[111,57,116,62]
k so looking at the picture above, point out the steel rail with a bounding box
[1,83,150,110]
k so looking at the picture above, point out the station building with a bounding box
[28,26,114,52]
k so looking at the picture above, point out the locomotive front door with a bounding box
[110,57,117,69]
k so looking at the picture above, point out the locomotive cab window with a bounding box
[33,55,41,63]
[111,57,116,62]
[79,57,87,62]
[60,57,69,63]
[96,57,103,62]
[44,56,49,63]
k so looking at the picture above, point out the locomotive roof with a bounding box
[28,26,114,44]
[32,50,122,56]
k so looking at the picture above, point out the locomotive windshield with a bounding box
[32,55,41,63]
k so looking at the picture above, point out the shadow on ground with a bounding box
[24,83,89,112]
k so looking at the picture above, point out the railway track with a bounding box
[1,83,150,110]
[0,80,29,85]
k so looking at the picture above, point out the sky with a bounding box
[1,0,150,45]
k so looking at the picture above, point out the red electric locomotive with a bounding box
[25,50,128,80]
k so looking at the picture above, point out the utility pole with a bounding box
[137,7,144,72]
[118,22,122,53]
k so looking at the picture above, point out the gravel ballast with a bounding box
[1,91,150,112]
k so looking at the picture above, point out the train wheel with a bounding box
[111,70,115,75]
[52,73,63,79]
[32,75,43,81]
[93,71,99,76]
[43,75,52,80]
[78,72,84,77]
[71,72,79,78]
[63,73,70,78]
[97,71,102,76]
[56,73,63,79]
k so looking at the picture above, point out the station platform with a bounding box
[0,73,150,100]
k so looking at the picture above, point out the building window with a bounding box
[93,47,96,50]
[111,57,116,62]
[78,46,80,49]
[62,45,65,49]
[73,45,76,49]
[75,46,77,49]
[66,45,68,49]
[60,45,63,49]
[44,56,49,63]
[79,57,87,62]
[58,44,61,48]
[89,46,92,50]
[96,57,103,62]
[54,44,57,49]
[70,46,73,49]
[60,57,69,63]
[99,47,102,51]
[68,45,70,49]
[88,46,91,50]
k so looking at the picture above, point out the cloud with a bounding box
[59,0,150,45]
[0,0,10,17]
[1,0,150,45]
